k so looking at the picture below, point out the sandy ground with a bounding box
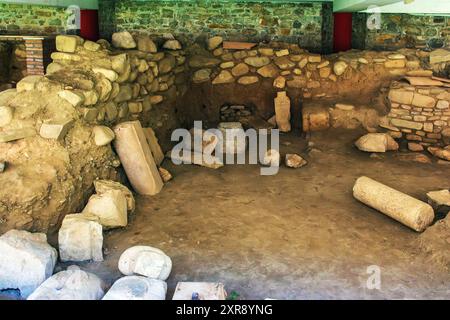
[3,128,449,300]
[77,128,449,300]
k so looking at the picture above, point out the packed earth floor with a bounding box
[39,128,448,300]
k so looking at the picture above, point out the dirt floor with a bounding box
[3,128,448,300]
[61,128,447,300]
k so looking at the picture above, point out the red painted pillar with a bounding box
[333,13,353,52]
[80,10,99,41]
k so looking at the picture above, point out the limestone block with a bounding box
[111,53,129,74]
[93,125,115,146]
[0,230,57,298]
[207,36,223,50]
[259,48,274,56]
[333,61,348,76]
[16,75,43,92]
[163,40,182,50]
[238,76,259,85]
[112,31,136,49]
[212,70,234,84]
[355,133,399,153]
[39,119,74,140]
[426,189,450,213]
[0,127,36,143]
[412,94,436,108]
[113,121,164,196]
[429,48,450,64]
[285,154,307,168]
[114,85,133,103]
[303,108,330,132]
[172,282,227,300]
[244,57,270,67]
[58,214,103,262]
[94,180,135,213]
[274,56,295,69]
[143,127,164,166]
[103,276,167,300]
[82,90,99,106]
[137,36,157,53]
[50,52,81,62]
[385,59,406,68]
[0,106,14,127]
[158,55,176,74]
[353,176,434,232]
[83,40,100,52]
[118,246,172,280]
[274,91,291,132]
[273,76,286,89]
[428,147,450,161]
[82,190,128,229]
[56,35,83,53]
[232,63,250,77]
[193,69,211,83]
[28,266,104,300]
[93,68,118,82]
[158,167,172,183]
[58,90,84,107]
[390,118,423,130]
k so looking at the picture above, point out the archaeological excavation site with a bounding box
[0,0,449,302]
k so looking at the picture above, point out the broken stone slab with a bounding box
[82,189,128,229]
[94,180,135,213]
[167,150,224,169]
[285,154,307,168]
[114,121,164,196]
[55,35,83,53]
[274,91,291,132]
[428,147,450,161]
[58,214,103,262]
[335,103,354,111]
[172,282,227,300]
[0,230,57,298]
[58,90,84,107]
[406,70,433,77]
[103,276,167,300]
[355,133,399,153]
[404,77,443,87]
[118,246,172,280]
[83,40,100,52]
[16,75,43,92]
[426,189,450,216]
[353,176,434,232]
[0,127,36,143]
[143,127,165,166]
[0,105,14,127]
[261,149,280,167]
[112,31,136,49]
[28,266,104,300]
[93,125,115,146]
[39,119,74,140]
[158,167,172,183]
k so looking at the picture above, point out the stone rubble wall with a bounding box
[386,83,450,147]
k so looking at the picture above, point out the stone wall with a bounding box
[0,3,68,35]
[355,13,450,51]
[112,0,331,53]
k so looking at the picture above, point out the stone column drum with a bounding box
[353,176,434,232]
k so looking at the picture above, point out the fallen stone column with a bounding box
[113,121,163,196]
[353,176,434,232]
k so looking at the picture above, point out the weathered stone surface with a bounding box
[137,36,157,53]
[389,89,414,105]
[103,276,167,300]
[92,68,118,82]
[51,52,81,62]
[428,147,450,161]
[56,35,82,53]
[113,121,164,196]
[256,63,278,78]
[0,106,14,127]
[0,127,36,143]
[355,133,399,153]
[212,70,234,84]
[385,59,406,68]
[232,63,250,77]
[172,282,227,300]
[220,61,234,69]
[261,149,280,167]
[286,76,306,88]
[429,48,450,64]
[238,76,259,85]
[335,103,354,111]
[118,246,172,280]
[83,40,101,52]
[39,119,74,141]
[244,56,270,67]
[285,154,307,168]
[58,214,103,262]
[158,55,176,74]
[308,55,321,63]
[158,167,172,183]
[163,39,182,50]
[319,67,331,78]
[258,48,274,56]
[111,53,129,74]
[390,118,423,130]
[192,69,211,83]
[143,127,165,166]
[353,176,434,232]
[273,76,286,89]
[436,100,449,109]
[275,49,289,57]
[333,61,348,76]
[16,75,43,92]
[0,230,57,298]
[207,36,223,50]
[274,56,295,70]
[298,58,308,68]
[408,142,424,152]
[93,125,115,146]
[274,91,291,132]
[189,56,221,68]
[82,190,128,229]
[94,180,135,213]
[28,266,104,300]
[112,31,136,49]
[412,94,436,108]
[58,90,84,107]
[426,189,450,212]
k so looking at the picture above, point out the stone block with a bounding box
[56,35,82,53]
[118,246,172,280]
[93,125,115,146]
[143,127,164,166]
[0,127,36,143]
[16,75,43,92]
[274,91,291,132]
[103,276,167,300]
[172,282,227,300]
[412,94,436,108]
[39,119,74,140]
[58,90,84,107]
[82,190,128,229]
[0,106,14,127]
